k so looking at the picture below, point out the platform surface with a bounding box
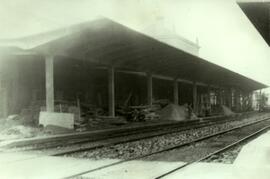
[0,152,118,179]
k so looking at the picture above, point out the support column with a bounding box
[45,55,54,112]
[239,91,243,111]
[147,73,153,106]
[220,89,223,105]
[0,71,8,118]
[242,91,248,110]
[248,92,253,109]
[173,79,179,105]
[227,88,232,108]
[207,86,211,105]
[108,66,115,117]
[235,89,240,111]
[207,85,211,114]
[193,82,197,113]
[259,90,262,111]
[232,88,235,108]
[2,88,8,118]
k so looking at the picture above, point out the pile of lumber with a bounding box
[19,98,172,131]
[117,104,161,122]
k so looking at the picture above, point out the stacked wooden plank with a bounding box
[117,104,161,122]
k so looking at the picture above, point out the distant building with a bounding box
[143,16,200,56]
[252,91,269,110]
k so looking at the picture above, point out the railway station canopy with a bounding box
[0,18,267,91]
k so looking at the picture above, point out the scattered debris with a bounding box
[0,115,42,140]
[0,125,40,140]
[117,104,161,122]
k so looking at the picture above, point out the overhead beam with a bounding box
[116,69,210,86]
[94,66,223,89]
[110,47,157,66]
[45,55,54,112]
[92,66,223,88]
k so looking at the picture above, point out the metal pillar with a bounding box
[227,88,233,108]
[0,70,8,118]
[193,82,197,113]
[207,86,211,104]
[147,73,153,106]
[173,79,179,105]
[108,66,115,117]
[218,88,223,105]
[207,85,212,114]
[235,89,241,111]
[1,88,8,118]
[45,55,54,112]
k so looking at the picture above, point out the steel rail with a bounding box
[155,124,270,179]
[7,112,255,150]
[51,117,235,156]
[11,116,234,151]
[8,112,253,150]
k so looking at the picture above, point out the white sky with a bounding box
[0,0,269,89]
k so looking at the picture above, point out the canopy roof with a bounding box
[1,18,267,91]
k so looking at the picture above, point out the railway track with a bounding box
[2,114,244,152]
[62,115,270,179]
[155,127,270,179]
[50,116,239,156]
[154,120,270,178]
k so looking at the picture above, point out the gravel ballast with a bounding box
[65,113,270,160]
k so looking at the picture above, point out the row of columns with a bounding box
[44,55,248,118]
[44,55,199,117]
[108,71,181,117]
[0,55,255,119]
